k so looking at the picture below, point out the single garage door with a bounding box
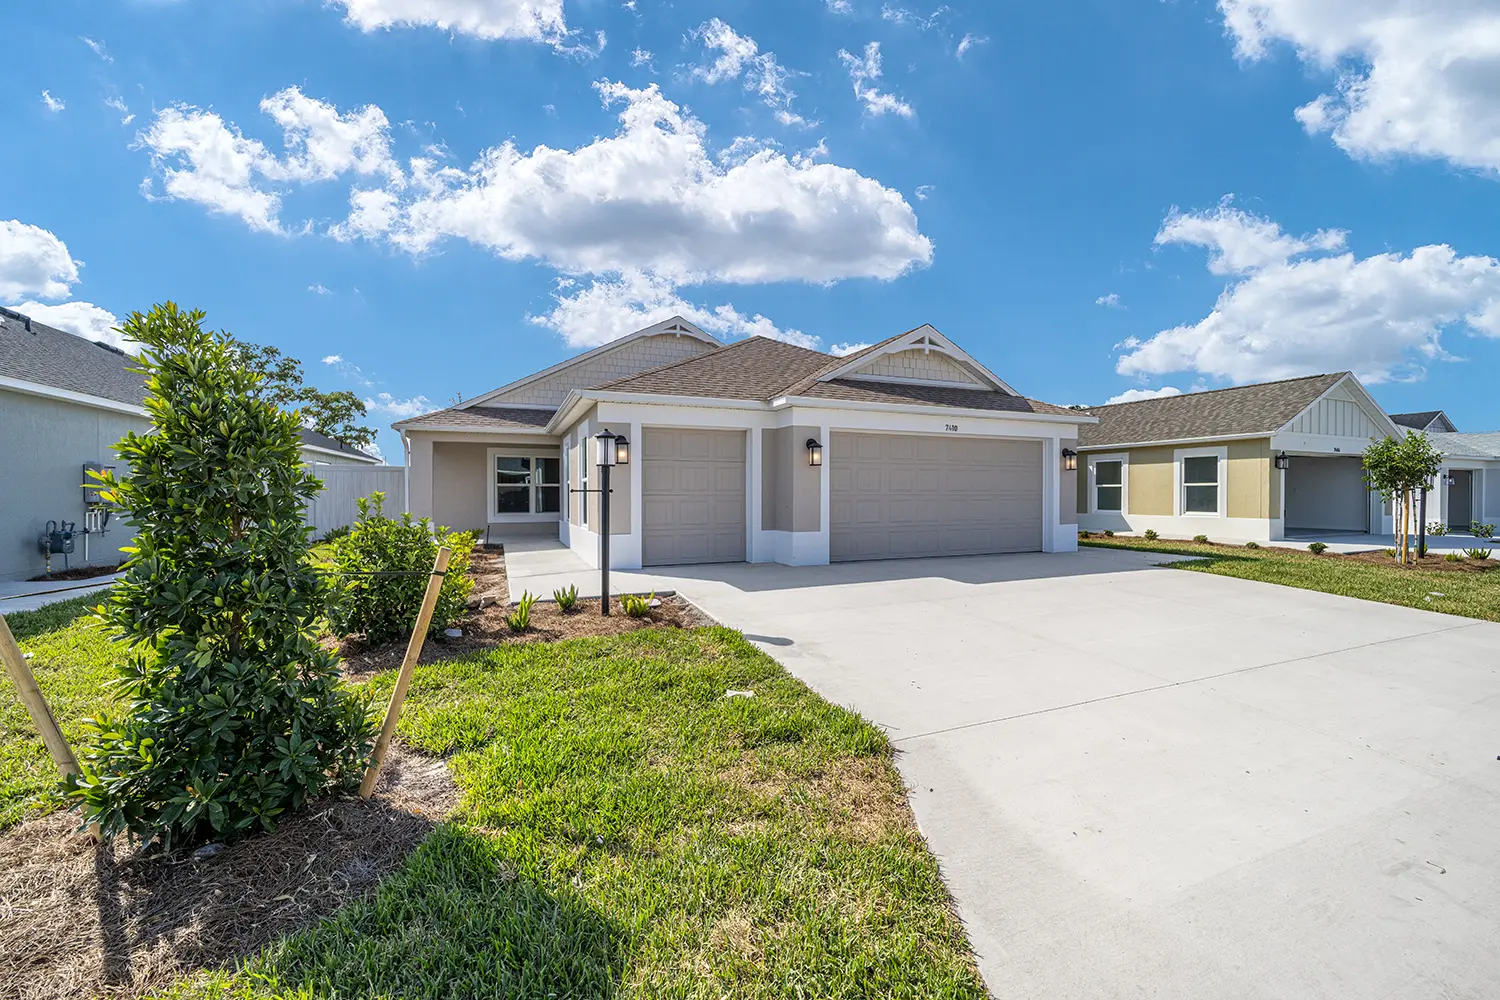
[1285,456,1369,531]
[641,428,746,566]
[830,433,1043,561]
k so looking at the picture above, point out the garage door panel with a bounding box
[830,432,1043,561]
[642,428,747,567]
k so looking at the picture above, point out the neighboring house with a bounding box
[1076,372,1403,542]
[1389,410,1459,434]
[395,317,1090,568]
[0,307,380,580]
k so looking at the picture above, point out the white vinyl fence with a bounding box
[305,465,405,537]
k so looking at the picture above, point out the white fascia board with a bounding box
[301,443,381,463]
[1076,431,1269,451]
[773,394,1094,427]
[400,424,554,436]
[547,391,769,434]
[458,317,722,410]
[0,375,149,418]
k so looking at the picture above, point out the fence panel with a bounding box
[305,466,405,536]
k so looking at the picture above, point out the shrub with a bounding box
[1243,541,1260,549]
[1307,541,1328,555]
[318,525,351,544]
[1426,521,1448,537]
[1103,529,1115,537]
[62,304,372,848]
[1142,529,1159,541]
[1464,547,1493,561]
[507,591,537,631]
[553,584,579,612]
[1472,522,1496,539]
[328,492,474,645]
[1445,552,1464,562]
[621,592,655,618]
[1384,548,1398,559]
[1192,534,1209,544]
[1077,530,1091,539]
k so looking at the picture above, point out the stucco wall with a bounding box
[1127,446,1175,515]
[1227,439,1273,519]
[0,390,148,581]
[562,409,630,535]
[489,335,718,407]
[761,425,822,533]
[432,441,490,533]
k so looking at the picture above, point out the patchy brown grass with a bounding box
[0,749,457,1000]
[726,754,916,845]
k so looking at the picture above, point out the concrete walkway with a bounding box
[1268,529,1494,556]
[633,549,1500,1000]
[0,573,120,614]
[495,533,669,602]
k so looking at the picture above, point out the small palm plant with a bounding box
[507,591,537,631]
[621,592,655,618]
[553,584,579,613]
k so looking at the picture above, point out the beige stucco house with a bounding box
[396,317,1092,568]
[1076,372,1404,542]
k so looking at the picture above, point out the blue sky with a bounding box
[4,0,1499,462]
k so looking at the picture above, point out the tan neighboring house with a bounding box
[395,317,1092,568]
[1076,372,1404,542]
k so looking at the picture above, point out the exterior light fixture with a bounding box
[806,438,823,467]
[1275,451,1290,471]
[1443,473,1456,487]
[595,428,618,468]
[613,432,630,466]
[1061,448,1077,472]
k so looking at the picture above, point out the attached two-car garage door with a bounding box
[830,433,1043,561]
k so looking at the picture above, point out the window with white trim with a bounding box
[491,454,561,516]
[1094,460,1123,512]
[1182,455,1219,514]
[579,440,589,528]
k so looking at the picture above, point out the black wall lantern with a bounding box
[613,432,630,466]
[806,438,823,467]
[1061,448,1077,472]
[1275,451,1290,471]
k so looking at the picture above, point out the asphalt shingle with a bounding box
[1078,373,1348,448]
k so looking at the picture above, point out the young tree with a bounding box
[1363,432,1445,564]
[64,303,372,846]
[229,342,376,451]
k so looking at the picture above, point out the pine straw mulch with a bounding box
[0,748,458,1000]
[335,544,717,679]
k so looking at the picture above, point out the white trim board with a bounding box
[0,375,148,418]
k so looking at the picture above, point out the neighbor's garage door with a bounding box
[641,428,747,566]
[830,433,1043,562]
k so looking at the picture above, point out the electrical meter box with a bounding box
[82,463,114,506]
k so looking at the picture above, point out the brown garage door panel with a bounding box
[830,433,1042,561]
[642,428,747,566]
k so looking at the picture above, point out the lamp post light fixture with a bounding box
[587,428,626,616]
[1061,448,1077,472]
[1275,452,1290,471]
[805,438,823,468]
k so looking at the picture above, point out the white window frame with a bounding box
[486,448,562,523]
[1088,453,1129,515]
[1174,445,1228,518]
[578,438,589,529]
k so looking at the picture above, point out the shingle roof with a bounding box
[1428,432,1500,459]
[395,405,555,430]
[1078,373,1348,448]
[801,379,1076,416]
[1,308,379,461]
[598,336,835,400]
[0,308,145,406]
[1390,410,1444,430]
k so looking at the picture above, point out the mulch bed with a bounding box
[336,545,717,678]
[1342,549,1499,573]
[27,564,124,583]
[0,748,457,1000]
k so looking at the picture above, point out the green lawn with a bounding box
[1,594,117,829]
[1082,536,1500,621]
[3,608,986,998]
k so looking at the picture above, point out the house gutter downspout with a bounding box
[400,429,410,514]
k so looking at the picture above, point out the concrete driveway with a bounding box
[640,548,1500,1000]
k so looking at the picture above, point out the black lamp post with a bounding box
[586,428,629,616]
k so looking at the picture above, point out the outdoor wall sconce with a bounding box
[1443,473,1456,487]
[1275,451,1290,471]
[1061,448,1077,472]
[613,432,630,466]
[806,438,823,467]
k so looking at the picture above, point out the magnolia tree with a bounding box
[64,303,372,846]
[1363,432,1445,565]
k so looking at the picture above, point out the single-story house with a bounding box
[1075,372,1404,542]
[0,307,380,580]
[1389,410,1459,434]
[395,317,1090,568]
[1421,430,1500,532]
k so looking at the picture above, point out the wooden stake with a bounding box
[0,613,80,778]
[358,546,451,798]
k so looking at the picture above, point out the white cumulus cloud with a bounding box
[690,19,808,126]
[330,0,567,42]
[1096,292,1124,309]
[838,42,914,117]
[0,220,81,300]
[830,341,871,356]
[12,300,128,350]
[1105,386,1182,404]
[1218,0,1500,174]
[1119,200,1500,384]
[365,391,434,418]
[41,91,65,113]
[530,271,816,349]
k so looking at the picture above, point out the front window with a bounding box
[1183,455,1219,514]
[493,454,562,516]
[1094,460,1122,512]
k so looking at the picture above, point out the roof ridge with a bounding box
[1091,371,1347,411]
[595,335,833,395]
